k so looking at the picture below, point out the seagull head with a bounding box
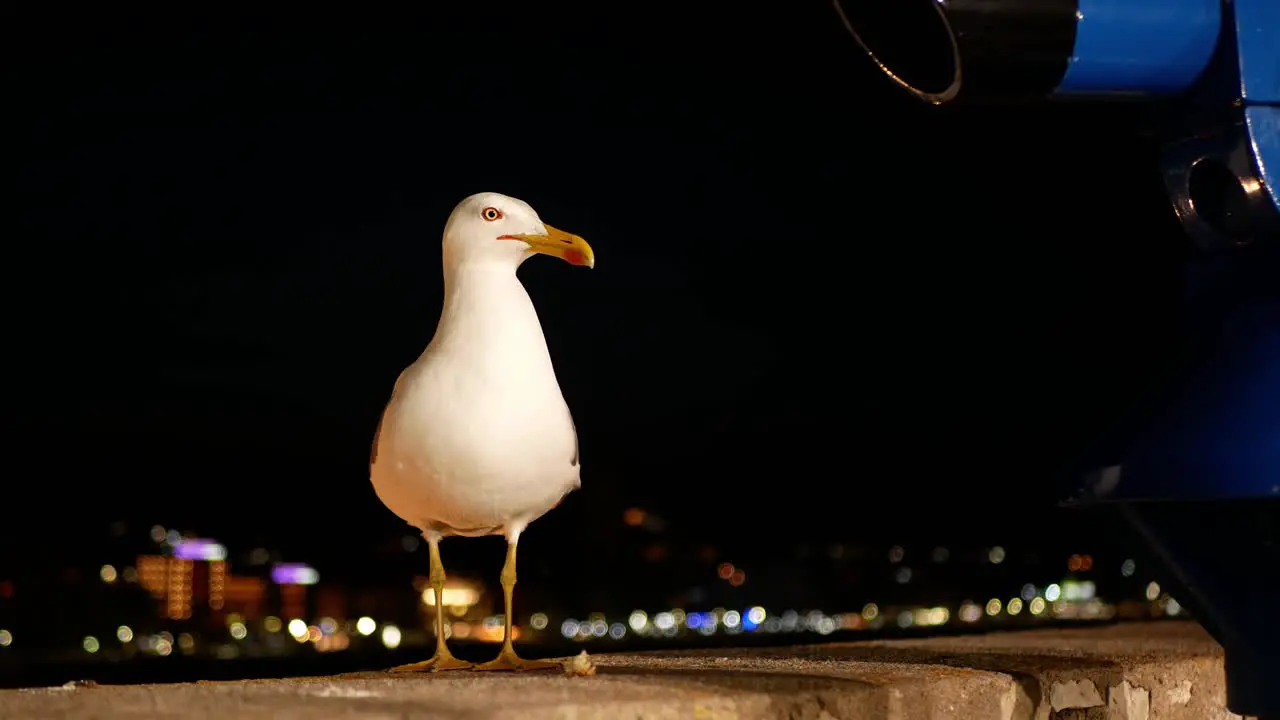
[442,192,595,271]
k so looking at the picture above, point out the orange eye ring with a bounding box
[481,206,503,221]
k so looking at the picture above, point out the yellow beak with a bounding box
[503,223,595,268]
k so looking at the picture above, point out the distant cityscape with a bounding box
[0,515,1187,669]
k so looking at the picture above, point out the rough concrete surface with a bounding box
[0,622,1250,720]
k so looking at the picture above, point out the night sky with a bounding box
[3,8,1188,580]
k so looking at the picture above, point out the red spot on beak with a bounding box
[564,249,588,266]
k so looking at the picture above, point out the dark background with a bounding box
[2,7,1187,604]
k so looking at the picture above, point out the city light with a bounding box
[913,607,949,627]
[172,539,228,562]
[355,617,376,636]
[1062,581,1096,601]
[271,563,319,585]
[420,585,479,607]
[1068,554,1094,572]
[1146,581,1162,601]
[380,624,402,649]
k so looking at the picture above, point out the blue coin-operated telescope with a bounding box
[834,0,1279,716]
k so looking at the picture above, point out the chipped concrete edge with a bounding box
[1033,656,1241,720]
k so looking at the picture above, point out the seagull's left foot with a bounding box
[391,651,473,672]
[472,645,559,672]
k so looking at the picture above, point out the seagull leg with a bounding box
[391,534,472,672]
[473,537,558,671]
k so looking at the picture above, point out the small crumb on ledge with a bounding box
[563,650,596,677]
[62,680,98,690]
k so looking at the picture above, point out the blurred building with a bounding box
[136,539,276,627]
[223,575,267,619]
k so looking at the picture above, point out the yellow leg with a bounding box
[473,539,558,672]
[391,535,472,672]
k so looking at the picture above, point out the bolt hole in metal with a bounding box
[833,0,961,103]
[1187,158,1254,243]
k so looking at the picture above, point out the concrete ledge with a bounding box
[0,622,1247,720]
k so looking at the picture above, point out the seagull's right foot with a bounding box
[391,652,473,672]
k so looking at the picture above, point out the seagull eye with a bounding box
[481,207,503,222]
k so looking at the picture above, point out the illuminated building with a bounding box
[208,561,226,610]
[137,555,169,599]
[173,538,229,616]
[223,576,267,620]
[135,539,234,621]
[167,559,193,620]
[135,555,193,620]
[137,539,321,628]
[272,563,318,621]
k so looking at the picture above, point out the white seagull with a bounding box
[370,192,594,672]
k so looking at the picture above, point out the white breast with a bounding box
[369,264,580,536]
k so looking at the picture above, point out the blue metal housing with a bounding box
[1055,0,1221,97]
[1078,280,1280,501]
[1073,0,1280,502]
[1238,0,1280,211]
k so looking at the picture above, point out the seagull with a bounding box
[370,192,594,672]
